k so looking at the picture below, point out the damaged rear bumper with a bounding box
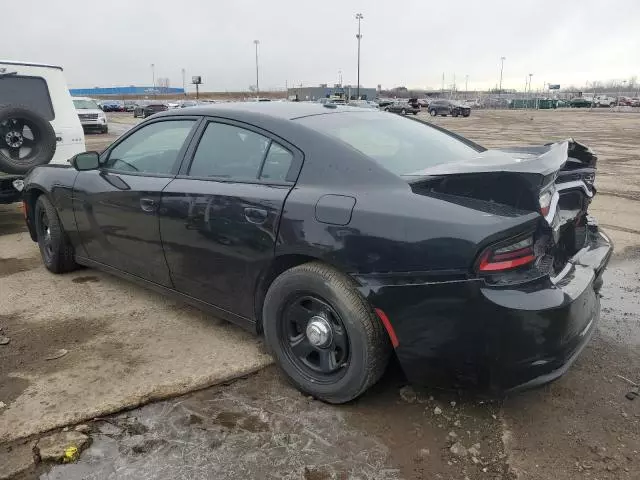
[356,226,613,393]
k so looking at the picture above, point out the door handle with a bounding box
[244,207,268,224]
[140,198,158,212]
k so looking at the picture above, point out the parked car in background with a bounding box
[616,96,631,106]
[73,97,108,133]
[569,97,593,108]
[99,100,124,112]
[133,102,168,118]
[123,100,137,112]
[180,100,200,109]
[428,99,471,117]
[347,100,378,109]
[376,98,394,109]
[631,98,640,107]
[0,59,85,203]
[384,101,420,115]
[21,103,611,403]
[594,96,616,107]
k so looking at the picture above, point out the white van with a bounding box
[0,60,85,203]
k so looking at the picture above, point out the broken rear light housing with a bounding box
[478,235,536,272]
[539,185,556,218]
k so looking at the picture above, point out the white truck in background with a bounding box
[0,60,85,203]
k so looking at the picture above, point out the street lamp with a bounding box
[338,69,342,86]
[253,40,260,100]
[465,75,469,98]
[498,56,506,97]
[150,63,156,97]
[355,13,363,100]
[181,68,186,96]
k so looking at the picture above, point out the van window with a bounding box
[0,76,55,121]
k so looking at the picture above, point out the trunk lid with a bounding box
[408,139,598,278]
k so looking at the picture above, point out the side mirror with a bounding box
[72,152,100,171]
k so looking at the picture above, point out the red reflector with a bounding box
[21,201,28,219]
[479,252,536,272]
[374,308,399,348]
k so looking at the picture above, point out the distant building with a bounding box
[69,86,184,96]
[287,85,377,101]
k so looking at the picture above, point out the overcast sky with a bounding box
[4,0,639,92]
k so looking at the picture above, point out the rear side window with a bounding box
[260,143,293,182]
[188,122,271,180]
[297,111,482,177]
[0,76,54,121]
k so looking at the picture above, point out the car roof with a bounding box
[154,101,366,121]
[0,59,63,70]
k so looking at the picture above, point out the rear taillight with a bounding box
[539,186,555,217]
[478,235,535,272]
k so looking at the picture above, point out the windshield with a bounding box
[296,111,483,176]
[73,99,99,110]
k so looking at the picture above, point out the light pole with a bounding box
[498,56,506,98]
[253,40,260,100]
[151,63,155,92]
[181,68,186,96]
[338,69,342,86]
[355,13,363,100]
[465,75,469,98]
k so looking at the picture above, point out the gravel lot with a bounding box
[2,109,639,480]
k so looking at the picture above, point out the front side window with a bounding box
[188,122,270,180]
[105,120,195,174]
[0,76,54,120]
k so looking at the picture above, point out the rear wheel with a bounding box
[452,110,459,117]
[429,109,437,116]
[34,195,78,274]
[401,108,406,115]
[263,262,391,404]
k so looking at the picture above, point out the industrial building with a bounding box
[69,86,184,96]
[287,84,377,102]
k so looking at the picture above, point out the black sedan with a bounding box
[383,101,420,115]
[428,99,471,117]
[133,102,169,118]
[21,103,611,403]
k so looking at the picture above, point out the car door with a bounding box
[159,118,301,319]
[73,117,200,286]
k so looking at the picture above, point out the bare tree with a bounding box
[156,77,171,94]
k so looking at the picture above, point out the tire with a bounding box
[0,106,56,175]
[34,195,78,274]
[102,126,109,134]
[413,111,418,115]
[429,109,437,116]
[401,108,406,115]
[263,262,391,404]
[384,107,390,112]
[452,110,459,117]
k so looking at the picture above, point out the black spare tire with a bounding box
[0,106,57,175]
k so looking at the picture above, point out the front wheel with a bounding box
[263,262,391,404]
[429,109,437,116]
[401,108,406,115]
[34,195,78,274]
[452,110,459,117]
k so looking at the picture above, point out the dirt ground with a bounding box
[2,109,640,480]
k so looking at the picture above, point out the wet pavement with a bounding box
[37,254,640,480]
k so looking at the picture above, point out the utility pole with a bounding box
[338,69,342,86]
[151,63,155,97]
[253,40,260,100]
[498,56,506,98]
[441,72,444,94]
[181,68,186,97]
[465,75,469,98]
[355,13,363,100]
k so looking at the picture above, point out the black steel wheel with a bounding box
[281,294,350,381]
[34,195,78,274]
[263,262,391,404]
[0,106,56,174]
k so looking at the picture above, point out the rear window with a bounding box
[0,75,54,120]
[296,111,482,176]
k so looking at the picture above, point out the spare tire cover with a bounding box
[0,105,57,175]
